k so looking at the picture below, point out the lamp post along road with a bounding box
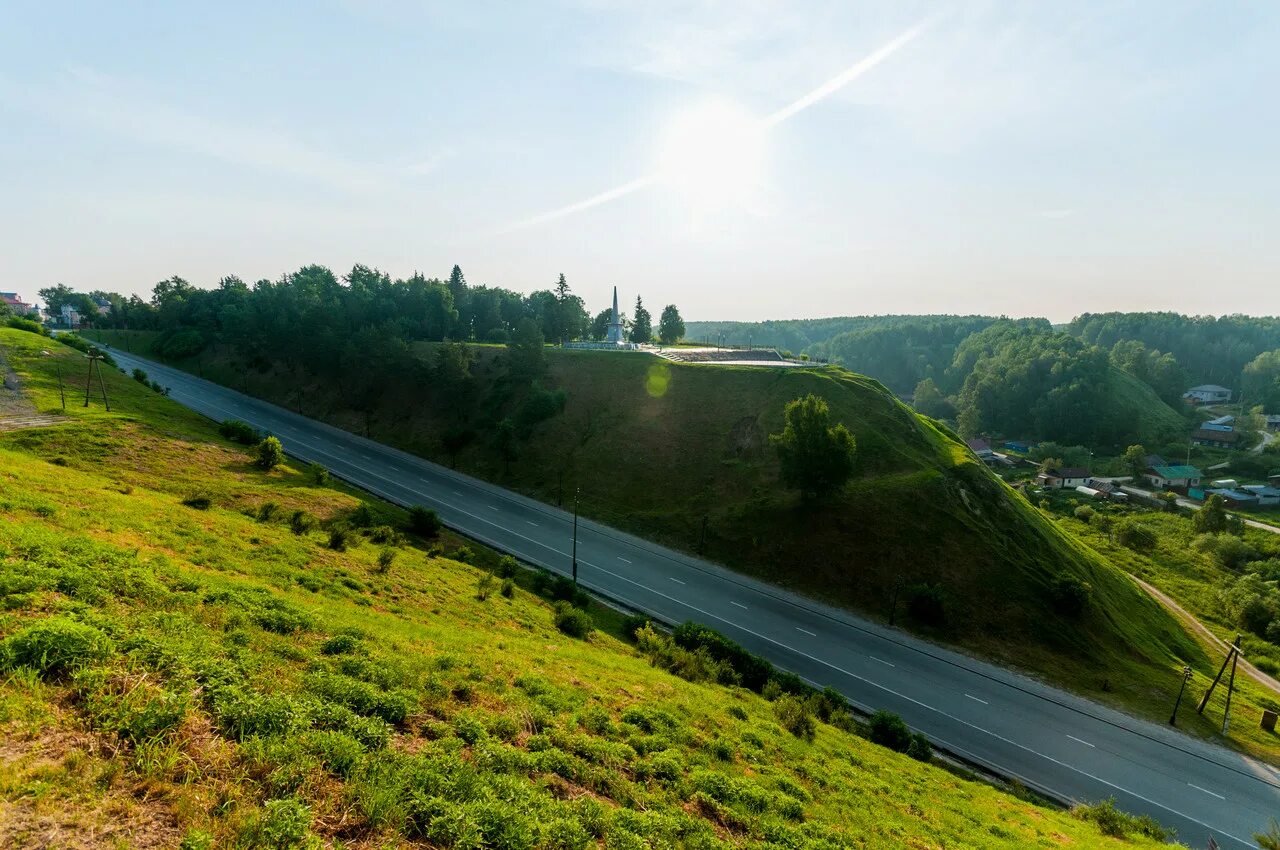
[571,487,579,585]
[1170,665,1192,726]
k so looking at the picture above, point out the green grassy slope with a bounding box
[88,331,1213,740]
[1104,367,1188,445]
[0,327,1175,848]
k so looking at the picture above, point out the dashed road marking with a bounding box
[618,557,632,564]
[1187,783,1225,800]
[668,577,685,585]
[1067,735,1095,748]
[965,694,988,705]
[796,627,817,637]
[730,601,748,610]
[526,521,539,527]
[870,655,895,667]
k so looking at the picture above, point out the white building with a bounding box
[1183,384,1232,404]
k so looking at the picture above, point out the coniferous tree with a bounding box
[629,296,652,344]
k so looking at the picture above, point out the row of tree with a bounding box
[42,265,687,367]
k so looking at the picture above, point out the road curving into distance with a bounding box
[105,345,1280,849]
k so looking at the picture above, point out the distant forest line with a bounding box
[11,266,1280,449]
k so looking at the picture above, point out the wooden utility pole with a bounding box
[1196,636,1242,721]
[571,487,580,585]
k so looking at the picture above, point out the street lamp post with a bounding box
[40,350,65,410]
[1169,665,1192,726]
[571,487,580,585]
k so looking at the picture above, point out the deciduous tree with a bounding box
[769,394,857,498]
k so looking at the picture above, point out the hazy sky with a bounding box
[2,1,1277,322]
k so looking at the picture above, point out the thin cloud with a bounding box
[496,17,932,233]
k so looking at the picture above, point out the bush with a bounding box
[348,504,374,528]
[1116,520,1157,552]
[672,622,774,692]
[621,615,652,643]
[218,419,259,445]
[319,634,360,656]
[257,501,280,522]
[328,528,351,551]
[906,733,932,762]
[1049,573,1092,618]
[1073,798,1169,841]
[131,367,149,384]
[1073,505,1095,522]
[6,316,46,335]
[0,618,113,677]
[500,578,515,598]
[240,797,318,850]
[376,548,396,573]
[554,601,593,638]
[516,383,567,433]
[182,493,212,510]
[476,573,495,601]
[867,710,913,753]
[309,463,329,485]
[407,505,442,538]
[257,436,285,471]
[906,583,946,626]
[289,510,315,535]
[497,555,518,578]
[772,694,816,740]
[153,328,206,361]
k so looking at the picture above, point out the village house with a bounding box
[1183,384,1232,404]
[1036,467,1091,490]
[1144,464,1203,491]
[1191,427,1240,449]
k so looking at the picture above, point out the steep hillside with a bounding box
[0,327,1171,848]
[88,330,1211,732]
[1104,367,1188,446]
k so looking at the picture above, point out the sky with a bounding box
[1,0,1278,323]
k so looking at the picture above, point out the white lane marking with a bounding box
[488,505,500,511]
[730,601,748,610]
[618,557,632,564]
[453,490,463,496]
[965,694,988,705]
[1067,735,1095,748]
[668,577,686,585]
[526,520,539,527]
[870,655,895,667]
[1187,783,1226,800]
[796,627,817,637]
[136,362,1258,848]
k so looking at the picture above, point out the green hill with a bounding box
[86,330,1218,737]
[0,327,1174,848]
[1104,366,1188,445]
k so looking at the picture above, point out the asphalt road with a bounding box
[107,347,1280,848]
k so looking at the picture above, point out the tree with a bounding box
[629,296,652,344]
[657,304,685,345]
[769,394,857,498]
[589,309,611,341]
[256,436,285,471]
[1121,444,1147,480]
[911,378,954,420]
[1242,349,1280,412]
[1193,494,1231,535]
[506,318,545,377]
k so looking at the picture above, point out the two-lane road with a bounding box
[107,347,1280,847]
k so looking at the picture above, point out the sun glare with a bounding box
[654,99,768,218]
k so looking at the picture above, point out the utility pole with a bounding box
[1196,635,1241,718]
[1169,665,1192,726]
[41,350,65,410]
[571,487,580,585]
[96,354,110,412]
[1223,643,1240,735]
[888,576,903,627]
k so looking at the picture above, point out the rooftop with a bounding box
[1150,465,1202,479]
[1187,384,1231,393]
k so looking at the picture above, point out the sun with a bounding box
[654,98,768,218]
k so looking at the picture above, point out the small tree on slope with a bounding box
[769,394,857,499]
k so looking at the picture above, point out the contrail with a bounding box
[496,18,933,234]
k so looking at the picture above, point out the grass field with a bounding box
[81,328,1274,759]
[0,326,1187,848]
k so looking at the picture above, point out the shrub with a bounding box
[452,546,474,564]
[1049,573,1092,618]
[328,528,351,551]
[6,316,46,335]
[320,634,361,656]
[500,578,515,598]
[257,501,280,522]
[407,505,442,537]
[1073,798,1169,840]
[367,525,402,545]
[289,510,315,535]
[867,710,912,753]
[906,583,946,626]
[0,618,113,677]
[554,601,593,638]
[349,504,374,528]
[257,436,285,471]
[376,548,396,573]
[621,615,652,643]
[182,493,213,510]
[772,694,816,740]
[309,463,329,485]
[153,328,206,361]
[672,622,774,692]
[1116,520,1157,552]
[240,797,319,850]
[477,573,495,601]
[131,367,149,383]
[218,419,259,445]
[1073,504,1095,522]
[906,733,932,762]
[497,555,518,578]
[149,380,166,394]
